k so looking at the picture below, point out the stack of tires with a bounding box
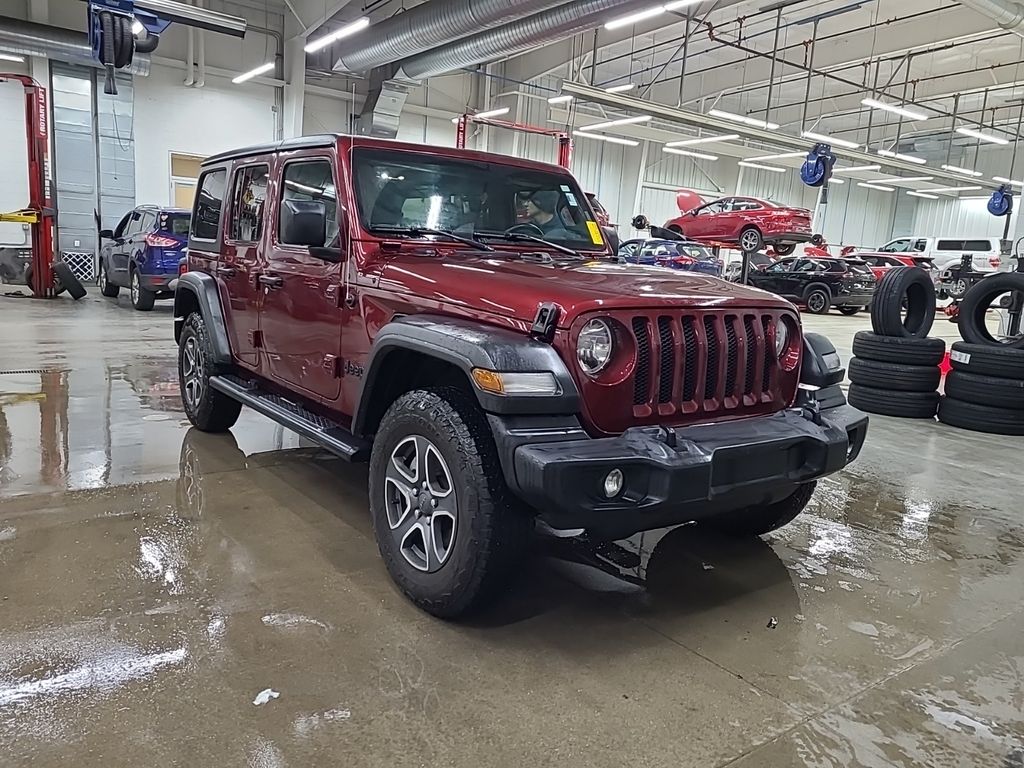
[937,272,1024,435]
[847,267,944,418]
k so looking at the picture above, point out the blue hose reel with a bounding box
[988,185,1014,217]
[800,143,838,187]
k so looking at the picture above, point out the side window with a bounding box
[113,212,132,239]
[937,239,965,250]
[228,164,270,242]
[279,159,339,246]
[192,169,227,240]
[124,211,143,236]
[138,211,155,233]
[964,239,991,251]
[912,239,927,252]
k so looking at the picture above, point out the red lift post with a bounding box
[0,74,56,297]
[455,114,573,168]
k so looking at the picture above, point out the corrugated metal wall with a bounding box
[51,64,97,260]
[97,73,136,233]
[912,196,1018,239]
[817,182,898,248]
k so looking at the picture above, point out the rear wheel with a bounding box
[130,268,155,311]
[705,482,816,537]
[738,226,763,253]
[774,243,796,256]
[838,306,860,316]
[178,312,241,432]
[99,260,119,298]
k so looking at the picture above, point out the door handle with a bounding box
[216,266,237,278]
[259,274,284,288]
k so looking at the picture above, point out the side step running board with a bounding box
[209,375,370,462]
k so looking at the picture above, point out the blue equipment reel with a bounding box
[800,143,838,188]
[989,185,1014,217]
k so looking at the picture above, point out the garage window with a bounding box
[192,169,226,240]
[229,164,270,243]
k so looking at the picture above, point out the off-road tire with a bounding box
[957,272,1024,349]
[949,341,1024,378]
[704,482,816,538]
[944,370,1024,410]
[848,383,939,418]
[131,268,155,311]
[848,357,940,392]
[178,312,241,432]
[870,266,935,338]
[852,331,946,366]
[838,306,860,316]
[99,260,119,297]
[804,284,832,315]
[369,387,530,619]
[937,396,1024,435]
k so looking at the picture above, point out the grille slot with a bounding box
[681,317,698,402]
[703,316,719,401]
[743,316,757,396]
[632,317,651,406]
[724,316,739,398]
[761,315,773,392]
[657,316,674,404]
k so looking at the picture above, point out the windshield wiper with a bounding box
[369,225,494,252]
[476,231,581,257]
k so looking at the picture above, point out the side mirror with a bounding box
[281,199,327,248]
[631,214,650,230]
[99,229,115,240]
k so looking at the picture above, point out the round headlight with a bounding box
[774,320,789,357]
[577,318,614,375]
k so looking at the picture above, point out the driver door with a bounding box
[687,201,722,239]
[109,210,139,286]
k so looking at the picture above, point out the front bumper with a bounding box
[506,402,867,539]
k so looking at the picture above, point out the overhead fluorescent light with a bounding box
[605,5,666,29]
[907,191,939,199]
[993,176,1024,186]
[665,133,740,147]
[828,178,845,184]
[956,127,1010,145]
[959,196,992,200]
[941,164,983,177]
[577,114,652,132]
[739,161,787,173]
[893,176,934,183]
[708,109,779,130]
[747,151,805,161]
[861,98,928,121]
[877,149,927,165]
[664,0,700,8]
[572,131,640,147]
[857,182,895,192]
[833,164,881,174]
[802,131,860,149]
[548,94,573,104]
[131,19,145,35]
[305,17,370,53]
[451,107,511,124]
[927,185,983,192]
[0,53,25,63]
[605,83,636,93]
[663,147,718,160]
[232,62,274,84]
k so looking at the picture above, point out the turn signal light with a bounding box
[471,369,560,396]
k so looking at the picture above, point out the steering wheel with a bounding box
[505,223,545,237]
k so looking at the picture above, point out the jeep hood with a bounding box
[378,254,791,326]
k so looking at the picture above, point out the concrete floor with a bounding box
[1,289,1022,768]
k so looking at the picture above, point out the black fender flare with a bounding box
[801,332,845,388]
[353,314,581,436]
[173,271,232,365]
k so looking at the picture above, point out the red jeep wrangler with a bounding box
[174,135,867,618]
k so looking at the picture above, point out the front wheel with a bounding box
[773,243,796,256]
[178,312,241,432]
[805,287,832,314]
[99,261,120,297]
[131,269,155,311]
[369,387,529,619]
[838,306,860,316]
[704,482,816,537]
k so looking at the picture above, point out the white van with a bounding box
[875,236,1008,273]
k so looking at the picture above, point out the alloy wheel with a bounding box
[384,435,458,573]
[131,272,139,305]
[181,335,204,409]
[808,293,826,313]
[740,230,760,252]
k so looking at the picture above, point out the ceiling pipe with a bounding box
[0,17,150,75]
[332,0,572,74]
[957,0,1024,33]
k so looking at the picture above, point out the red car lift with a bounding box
[454,114,573,169]
[0,74,56,298]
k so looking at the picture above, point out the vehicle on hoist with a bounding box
[173,134,868,618]
[665,191,814,255]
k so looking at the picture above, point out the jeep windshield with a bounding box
[352,148,606,252]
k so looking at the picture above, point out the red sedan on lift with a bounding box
[665,191,814,255]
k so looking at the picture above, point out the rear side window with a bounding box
[280,160,339,246]
[937,240,965,250]
[229,164,270,243]
[963,239,991,251]
[192,169,226,240]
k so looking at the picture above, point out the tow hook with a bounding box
[657,425,678,448]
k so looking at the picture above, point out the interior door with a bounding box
[258,155,344,402]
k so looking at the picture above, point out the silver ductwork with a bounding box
[957,0,1024,33]
[398,0,680,80]
[356,71,420,137]
[0,18,151,75]
[332,0,571,74]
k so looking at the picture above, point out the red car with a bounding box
[665,191,813,255]
[849,252,938,283]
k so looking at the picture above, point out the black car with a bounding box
[747,257,876,315]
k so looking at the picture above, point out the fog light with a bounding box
[603,468,624,498]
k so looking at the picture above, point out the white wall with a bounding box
[133,64,277,206]
[911,196,1018,239]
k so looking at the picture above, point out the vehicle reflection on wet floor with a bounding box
[0,299,1022,767]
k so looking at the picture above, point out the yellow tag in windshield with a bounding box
[586,221,604,245]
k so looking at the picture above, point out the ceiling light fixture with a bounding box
[857,182,895,192]
[877,149,927,165]
[801,131,860,149]
[548,95,573,104]
[941,164,983,177]
[927,185,983,193]
[232,62,274,84]
[665,133,740,147]
[892,176,935,183]
[0,53,25,63]
[605,83,636,93]
[305,17,370,53]
[604,0,698,29]
[708,109,779,130]
[572,131,640,147]
[746,151,805,161]
[739,161,787,173]
[907,191,939,199]
[828,178,845,184]
[956,127,1010,145]
[663,147,718,160]
[577,114,652,132]
[452,107,511,124]
[993,176,1024,186]
[832,164,882,174]
[861,98,928,121]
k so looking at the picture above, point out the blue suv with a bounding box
[98,206,190,310]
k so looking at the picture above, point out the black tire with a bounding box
[838,306,860,316]
[804,284,831,315]
[852,331,946,366]
[115,15,134,69]
[848,383,939,418]
[130,268,155,311]
[369,387,530,619]
[24,263,67,296]
[945,370,1024,410]
[848,357,940,392]
[937,396,1024,435]
[810,233,825,246]
[51,262,87,300]
[774,243,796,256]
[178,312,241,432]
[98,260,119,297]
[957,272,1024,349]
[738,226,763,253]
[705,482,816,538]
[869,266,935,339]
[949,341,1024,378]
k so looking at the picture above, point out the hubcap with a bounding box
[384,435,457,573]
[181,336,204,409]
[131,273,139,304]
